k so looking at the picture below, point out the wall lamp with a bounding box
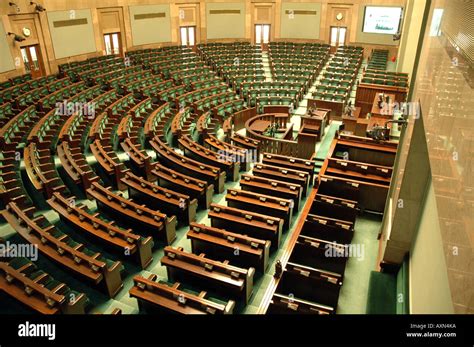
[7,32,26,42]
[30,1,46,12]
[8,2,20,12]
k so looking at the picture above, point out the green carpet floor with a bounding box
[366,272,397,314]
[337,214,382,314]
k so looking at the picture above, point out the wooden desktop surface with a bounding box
[250,119,271,133]
[371,93,396,117]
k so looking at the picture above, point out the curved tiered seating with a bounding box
[47,192,154,269]
[0,256,88,314]
[2,201,123,297]
[86,182,177,245]
[2,41,384,316]
[178,135,240,181]
[150,135,226,193]
[310,46,363,120]
[121,171,198,225]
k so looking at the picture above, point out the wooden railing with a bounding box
[245,113,299,157]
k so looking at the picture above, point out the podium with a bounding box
[342,106,361,134]
[300,108,329,141]
[297,108,330,159]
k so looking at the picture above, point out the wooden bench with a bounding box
[329,134,397,167]
[150,135,226,193]
[262,152,316,182]
[57,142,100,190]
[302,214,354,244]
[89,139,128,190]
[143,102,173,140]
[187,223,270,273]
[204,135,253,172]
[319,173,388,214]
[317,175,361,203]
[274,261,342,309]
[239,174,302,211]
[0,256,88,314]
[195,111,213,141]
[2,202,123,297]
[130,274,235,314]
[86,182,176,245]
[0,105,39,151]
[178,135,240,182]
[326,158,393,185]
[309,194,358,224]
[23,142,67,199]
[0,155,27,206]
[120,137,154,181]
[170,107,194,141]
[253,163,310,196]
[161,246,254,304]
[47,192,154,269]
[289,235,349,275]
[121,171,197,225]
[231,133,260,157]
[222,116,233,140]
[208,203,283,249]
[267,293,334,315]
[151,163,214,209]
[226,188,293,230]
[58,112,87,148]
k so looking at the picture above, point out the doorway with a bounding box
[330,26,347,52]
[255,24,271,51]
[20,45,45,79]
[180,26,196,47]
[103,32,122,56]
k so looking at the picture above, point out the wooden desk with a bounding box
[161,246,255,304]
[251,119,271,133]
[342,106,361,134]
[371,93,396,118]
[355,82,408,116]
[300,108,329,142]
[130,275,235,314]
[187,223,270,273]
[226,188,293,230]
[307,98,346,122]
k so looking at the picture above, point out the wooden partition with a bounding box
[262,105,290,115]
[234,107,257,131]
[355,83,409,117]
[307,98,345,122]
[245,113,299,157]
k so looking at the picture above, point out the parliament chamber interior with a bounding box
[0,0,472,322]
